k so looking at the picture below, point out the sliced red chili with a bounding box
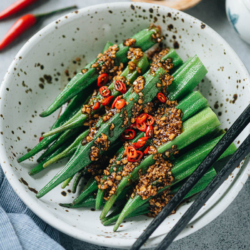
[126,146,137,159]
[121,129,135,140]
[136,113,147,124]
[146,115,154,126]
[39,136,43,142]
[111,96,121,109]
[115,99,126,109]
[120,82,127,94]
[129,123,137,129]
[136,122,147,132]
[135,137,149,149]
[145,125,154,137]
[92,101,100,110]
[114,80,127,94]
[102,95,113,106]
[157,92,166,103]
[114,80,123,92]
[144,146,149,155]
[99,86,110,97]
[97,73,109,87]
[128,150,143,162]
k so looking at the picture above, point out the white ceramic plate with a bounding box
[0,2,250,249]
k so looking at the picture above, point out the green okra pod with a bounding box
[113,134,236,231]
[37,127,84,162]
[100,107,220,220]
[36,64,169,198]
[40,27,161,117]
[103,168,217,227]
[95,90,209,209]
[42,48,183,137]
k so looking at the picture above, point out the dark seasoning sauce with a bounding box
[19,178,38,194]
[87,44,184,216]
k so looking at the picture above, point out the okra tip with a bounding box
[113,224,119,232]
[39,112,47,118]
[40,108,54,117]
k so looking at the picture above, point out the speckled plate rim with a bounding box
[0,2,250,249]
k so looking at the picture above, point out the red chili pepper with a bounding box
[0,5,77,50]
[136,113,147,124]
[115,99,126,109]
[146,115,154,126]
[39,136,44,142]
[0,0,38,20]
[97,73,109,87]
[92,101,100,110]
[114,80,127,94]
[129,123,137,129]
[135,137,149,149]
[126,146,137,159]
[144,146,149,155]
[114,80,123,91]
[102,95,113,106]
[99,86,110,97]
[111,96,121,109]
[120,82,127,94]
[121,129,135,140]
[157,92,166,103]
[128,150,143,162]
[136,122,147,132]
[145,125,154,137]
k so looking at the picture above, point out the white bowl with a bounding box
[1,2,250,249]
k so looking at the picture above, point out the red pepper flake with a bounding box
[99,86,110,97]
[121,129,135,140]
[92,101,100,110]
[136,122,147,132]
[39,136,43,142]
[97,73,109,87]
[128,150,143,162]
[115,99,126,109]
[135,137,149,149]
[146,115,154,126]
[136,113,147,124]
[144,146,149,155]
[145,125,154,137]
[102,96,113,106]
[157,93,166,103]
[129,123,137,129]
[114,80,127,94]
[126,146,137,159]
[111,96,121,109]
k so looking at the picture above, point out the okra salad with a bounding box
[19,24,237,231]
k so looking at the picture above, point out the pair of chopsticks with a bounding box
[131,104,250,250]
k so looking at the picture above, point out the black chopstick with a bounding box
[156,133,250,249]
[130,104,250,250]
